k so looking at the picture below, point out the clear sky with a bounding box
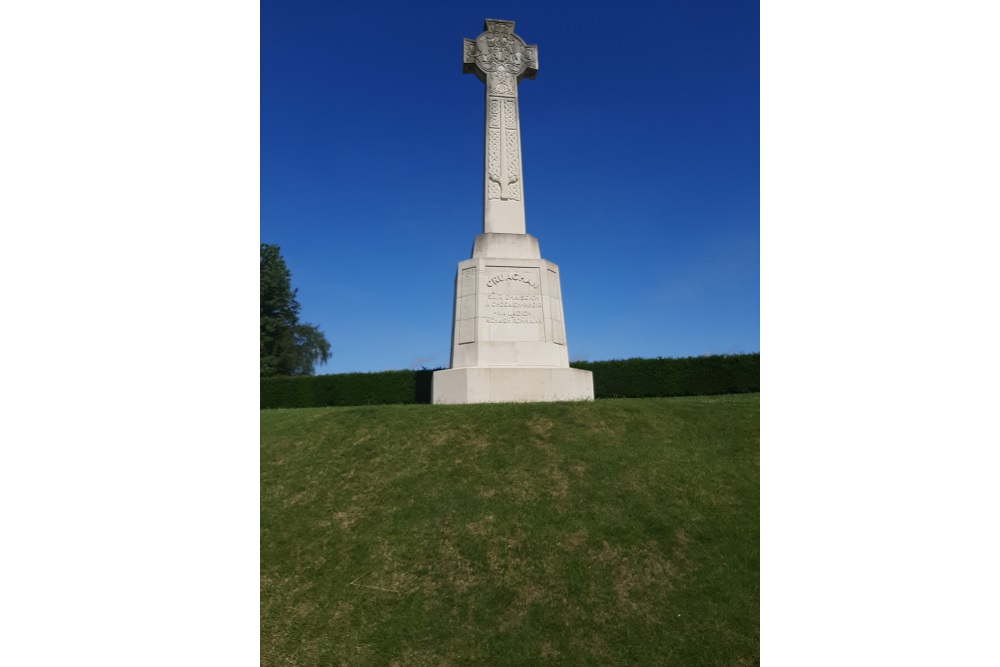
[262,0,759,374]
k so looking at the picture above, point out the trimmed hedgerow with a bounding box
[570,353,759,399]
[260,369,436,409]
[260,354,758,408]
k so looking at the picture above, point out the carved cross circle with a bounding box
[463,19,538,92]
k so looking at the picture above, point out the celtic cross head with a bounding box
[463,19,538,96]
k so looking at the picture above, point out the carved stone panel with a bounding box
[548,269,565,345]
[486,96,521,201]
[458,267,478,344]
[483,266,544,342]
[461,266,477,296]
[504,100,517,128]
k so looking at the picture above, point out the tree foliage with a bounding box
[261,244,331,377]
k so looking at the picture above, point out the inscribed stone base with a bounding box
[447,251,571,369]
[432,367,594,404]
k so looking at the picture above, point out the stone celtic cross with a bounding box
[463,19,538,235]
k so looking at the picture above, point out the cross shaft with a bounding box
[463,19,538,235]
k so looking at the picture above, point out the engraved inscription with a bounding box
[485,271,538,289]
[483,267,544,337]
[484,293,542,323]
[484,293,542,324]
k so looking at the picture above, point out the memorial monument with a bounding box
[432,19,595,404]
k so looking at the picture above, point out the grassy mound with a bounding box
[261,394,759,665]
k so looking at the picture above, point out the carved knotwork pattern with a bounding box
[504,130,520,183]
[487,129,501,188]
[489,99,500,129]
[486,126,521,201]
[503,99,517,128]
[489,181,520,200]
[489,72,516,96]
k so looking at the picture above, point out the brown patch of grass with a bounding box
[389,648,453,667]
[331,508,362,529]
[504,474,542,504]
[497,583,544,633]
[593,540,619,565]
[351,426,388,446]
[464,517,492,536]
[282,490,310,508]
[429,426,490,452]
[591,539,683,623]
[436,539,480,594]
[528,416,555,437]
[561,529,588,551]
[581,631,612,663]
[618,541,680,621]
[347,540,424,595]
[546,465,569,498]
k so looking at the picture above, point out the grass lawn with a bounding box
[261,394,759,666]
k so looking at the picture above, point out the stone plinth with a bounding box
[432,233,594,404]
[433,367,594,404]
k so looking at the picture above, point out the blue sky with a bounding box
[262,0,759,374]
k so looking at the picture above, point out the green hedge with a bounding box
[569,353,759,399]
[260,369,435,409]
[260,354,759,409]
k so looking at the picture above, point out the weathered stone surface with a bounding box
[471,233,540,260]
[432,19,593,404]
[432,367,594,404]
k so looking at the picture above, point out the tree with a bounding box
[260,244,331,376]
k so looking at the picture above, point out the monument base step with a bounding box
[432,367,594,404]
